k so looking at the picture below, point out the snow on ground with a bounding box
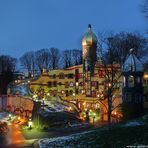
[122,121,144,127]
[0,112,8,120]
[9,83,32,96]
[44,101,67,112]
[39,130,94,148]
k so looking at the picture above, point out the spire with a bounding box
[88,24,91,29]
[129,48,135,54]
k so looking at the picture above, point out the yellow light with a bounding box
[76,82,79,86]
[108,83,111,88]
[144,74,148,79]
[83,102,86,106]
[18,116,21,120]
[97,94,100,98]
[47,93,50,96]
[28,119,32,128]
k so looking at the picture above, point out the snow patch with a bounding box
[39,130,94,148]
[123,121,144,127]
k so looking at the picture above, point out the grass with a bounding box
[39,115,148,148]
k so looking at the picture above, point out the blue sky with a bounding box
[0,0,147,58]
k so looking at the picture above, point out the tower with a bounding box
[122,49,144,115]
[82,24,97,97]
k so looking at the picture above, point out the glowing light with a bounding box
[28,118,32,128]
[108,83,111,88]
[68,106,72,111]
[33,94,37,99]
[76,82,79,86]
[144,74,148,79]
[18,116,21,120]
[83,102,86,106]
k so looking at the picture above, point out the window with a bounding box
[136,77,141,85]
[70,82,74,87]
[79,82,83,86]
[52,74,56,79]
[53,81,57,87]
[65,82,69,88]
[48,81,52,87]
[68,73,74,79]
[69,90,73,95]
[59,73,65,79]
[128,75,134,87]
[98,70,105,78]
[123,76,126,87]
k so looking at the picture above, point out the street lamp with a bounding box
[9,114,12,120]
[28,118,32,129]
[42,98,45,110]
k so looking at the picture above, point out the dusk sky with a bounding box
[0,0,147,58]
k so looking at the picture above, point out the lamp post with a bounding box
[9,114,12,120]
[42,98,45,110]
[28,118,32,129]
[75,82,79,94]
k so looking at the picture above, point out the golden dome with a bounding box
[82,24,97,46]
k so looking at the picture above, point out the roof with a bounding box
[122,49,144,72]
[82,24,97,46]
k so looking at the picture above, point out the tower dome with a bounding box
[82,24,97,46]
[122,49,144,72]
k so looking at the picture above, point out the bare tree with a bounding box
[62,49,82,68]
[0,55,17,94]
[142,0,148,18]
[71,49,82,65]
[20,51,36,77]
[49,47,60,69]
[98,53,121,129]
[62,50,73,68]
[104,32,147,65]
[35,49,50,73]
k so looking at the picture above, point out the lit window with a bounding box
[128,75,134,87]
[70,82,74,87]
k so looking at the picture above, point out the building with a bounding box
[29,25,148,122]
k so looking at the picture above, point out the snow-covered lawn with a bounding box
[122,121,144,127]
[42,100,67,112]
[39,130,94,148]
[0,112,10,122]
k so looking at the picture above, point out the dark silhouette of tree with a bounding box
[62,49,82,68]
[20,51,36,77]
[62,50,73,68]
[142,0,148,18]
[49,47,60,69]
[71,49,82,65]
[35,49,50,73]
[0,55,17,94]
[98,53,121,129]
[104,32,147,65]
